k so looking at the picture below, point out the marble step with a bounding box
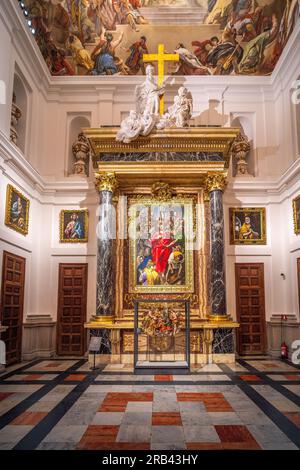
[140,7,207,24]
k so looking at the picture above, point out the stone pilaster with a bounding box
[205,173,228,320]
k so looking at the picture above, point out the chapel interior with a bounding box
[0,0,300,452]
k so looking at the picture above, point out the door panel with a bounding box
[235,263,266,355]
[1,251,25,365]
[56,263,88,356]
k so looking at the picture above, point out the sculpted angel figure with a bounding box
[116,110,143,144]
[157,86,193,129]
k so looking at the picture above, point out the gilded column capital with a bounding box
[95,171,119,193]
[205,172,227,193]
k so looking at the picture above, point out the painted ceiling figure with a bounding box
[91,31,128,75]
[173,43,212,75]
[238,13,279,75]
[89,0,118,34]
[67,34,94,70]
[206,20,243,74]
[125,36,148,74]
[114,0,147,31]
[205,0,232,24]
[192,36,219,65]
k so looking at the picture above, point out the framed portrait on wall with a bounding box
[59,209,89,243]
[5,184,30,235]
[229,207,266,245]
[128,195,195,294]
[293,195,300,235]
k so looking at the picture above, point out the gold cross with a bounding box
[143,44,179,115]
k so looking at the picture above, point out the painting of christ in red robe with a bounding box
[129,199,194,293]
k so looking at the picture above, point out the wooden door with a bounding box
[235,263,266,355]
[1,251,26,365]
[56,263,88,356]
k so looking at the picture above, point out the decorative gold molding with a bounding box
[90,315,115,324]
[293,194,300,235]
[207,314,231,322]
[83,127,240,165]
[95,172,119,193]
[205,172,227,193]
[151,182,176,202]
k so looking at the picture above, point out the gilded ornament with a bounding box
[95,172,118,192]
[205,173,227,193]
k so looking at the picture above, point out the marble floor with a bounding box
[0,358,299,450]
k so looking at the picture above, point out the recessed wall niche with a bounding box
[231,115,255,177]
[11,72,28,155]
[67,114,91,177]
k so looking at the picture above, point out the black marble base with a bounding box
[212,328,234,354]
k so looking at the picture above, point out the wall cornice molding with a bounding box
[226,157,300,200]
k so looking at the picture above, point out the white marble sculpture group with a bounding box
[116,65,193,144]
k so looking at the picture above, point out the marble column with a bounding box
[94,172,118,321]
[205,173,228,320]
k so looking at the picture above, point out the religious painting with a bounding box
[229,207,266,245]
[293,195,300,235]
[128,196,194,293]
[21,1,299,77]
[59,209,89,243]
[5,185,30,236]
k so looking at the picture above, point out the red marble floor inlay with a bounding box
[240,374,262,381]
[23,374,43,381]
[284,375,300,381]
[203,398,233,412]
[284,412,300,427]
[152,412,182,426]
[11,411,47,425]
[215,425,259,444]
[154,375,173,382]
[176,392,223,402]
[0,392,13,402]
[77,425,119,449]
[176,392,232,412]
[64,374,87,382]
[99,392,153,412]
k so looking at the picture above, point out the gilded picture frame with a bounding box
[128,196,195,294]
[229,207,266,245]
[293,195,300,235]
[5,184,30,236]
[59,209,89,243]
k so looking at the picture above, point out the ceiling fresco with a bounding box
[20,0,299,77]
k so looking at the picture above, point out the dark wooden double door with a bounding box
[56,263,88,356]
[1,252,25,365]
[235,263,266,355]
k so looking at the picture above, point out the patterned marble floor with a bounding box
[0,358,299,450]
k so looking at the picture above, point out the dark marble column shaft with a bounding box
[209,187,226,317]
[96,188,115,317]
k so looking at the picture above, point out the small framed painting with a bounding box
[60,209,89,243]
[229,207,266,245]
[5,184,30,235]
[293,195,300,235]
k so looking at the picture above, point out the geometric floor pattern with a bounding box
[0,358,299,450]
